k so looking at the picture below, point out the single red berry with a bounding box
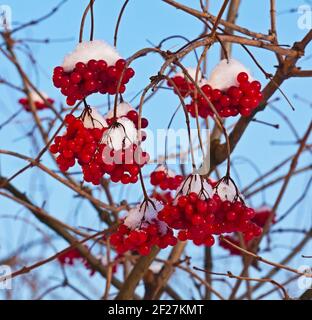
[237,72,249,83]
[116,59,127,70]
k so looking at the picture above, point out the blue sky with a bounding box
[0,0,311,299]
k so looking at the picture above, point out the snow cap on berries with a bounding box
[104,102,134,120]
[62,40,122,72]
[207,58,253,91]
[176,174,213,199]
[155,165,175,178]
[124,206,144,230]
[101,117,137,150]
[124,199,164,230]
[175,67,202,83]
[28,91,49,103]
[83,107,108,129]
[215,179,238,202]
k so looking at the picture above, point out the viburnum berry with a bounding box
[53,40,135,106]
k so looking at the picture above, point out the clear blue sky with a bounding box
[0,0,311,299]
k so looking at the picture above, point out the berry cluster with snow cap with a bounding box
[158,174,262,247]
[168,59,263,118]
[50,103,149,185]
[52,40,135,106]
[100,102,150,184]
[150,165,184,191]
[19,91,54,112]
[110,199,177,256]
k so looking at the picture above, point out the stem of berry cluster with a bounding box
[79,0,96,43]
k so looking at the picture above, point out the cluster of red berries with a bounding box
[158,192,262,247]
[188,72,262,118]
[167,75,195,98]
[168,72,262,118]
[110,223,177,256]
[50,114,105,183]
[57,247,95,275]
[150,169,184,191]
[18,97,54,112]
[101,143,149,184]
[52,59,135,106]
[50,113,148,185]
[219,208,275,255]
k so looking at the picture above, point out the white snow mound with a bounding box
[175,174,213,200]
[124,199,166,233]
[104,102,134,120]
[102,117,137,150]
[29,91,49,103]
[62,40,121,72]
[214,179,238,202]
[207,59,253,91]
[83,107,108,129]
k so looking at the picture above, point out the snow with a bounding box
[175,174,213,200]
[62,40,121,72]
[175,67,202,83]
[101,117,137,150]
[83,107,108,129]
[124,206,144,230]
[104,102,133,119]
[29,91,49,103]
[124,199,166,232]
[214,179,238,202]
[155,165,175,177]
[207,58,253,91]
[149,262,163,273]
[143,199,164,222]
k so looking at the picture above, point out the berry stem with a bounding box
[79,0,95,43]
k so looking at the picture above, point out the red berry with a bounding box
[70,72,82,84]
[116,59,127,70]
[237,72,249,83]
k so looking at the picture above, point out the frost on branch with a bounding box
[207,58,253,91]
[62,40,121,72]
